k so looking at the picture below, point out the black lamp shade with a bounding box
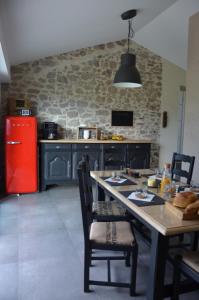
[113,53,142,88]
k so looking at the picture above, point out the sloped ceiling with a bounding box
[135,0,199,70]
[0,0,177,65]
[0,0,199,69]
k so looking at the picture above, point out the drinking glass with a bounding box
[163,181,176,201]
[111,171,121,180]
[155,168,163,178]
[111,171,116,178]
[141,180,148,197]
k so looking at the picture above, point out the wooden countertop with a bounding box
[39,139,152,144]
[90,170,199,236]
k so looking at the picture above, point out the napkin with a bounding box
[128,192,155,202]
[105,177,127,184]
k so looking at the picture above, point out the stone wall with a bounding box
[1,40,162,167]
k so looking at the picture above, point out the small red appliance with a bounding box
[5,116,38,194]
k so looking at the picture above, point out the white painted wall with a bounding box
[159,59,186,168]
[183,11,199,183]
[135,0,199,70]
[0,17,10,81]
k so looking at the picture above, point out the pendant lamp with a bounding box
[113,9,142,88]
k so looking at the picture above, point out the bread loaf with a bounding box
[173,192,198,208]
[185,200,199,214]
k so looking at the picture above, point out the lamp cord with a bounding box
[127,19,135,53]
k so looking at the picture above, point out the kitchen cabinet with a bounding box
[72,144,101,180]
[102,144,126,170]
[40,143,72,191]
[39,141,151,190]
[127,143,150,169]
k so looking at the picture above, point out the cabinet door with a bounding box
[44,151,71,180]
[103,144,126,170]
[72,151,100,180]
[127,144,150,169]
[87,152,100,171]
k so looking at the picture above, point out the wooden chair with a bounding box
[172,249,199,300]
[77,160,138,296]
[171,152,195,185]
[82,154,129,222]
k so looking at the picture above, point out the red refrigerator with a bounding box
[5,116,38,194]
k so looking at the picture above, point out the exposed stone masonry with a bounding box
[1,40,162,167]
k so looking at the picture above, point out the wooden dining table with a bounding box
[90,169,199,300]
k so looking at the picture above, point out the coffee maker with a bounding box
[42,122,58,140]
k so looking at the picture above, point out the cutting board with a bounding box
[165,200,199,220]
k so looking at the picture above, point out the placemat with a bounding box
[119,190,165,207]
[101,176,137,186]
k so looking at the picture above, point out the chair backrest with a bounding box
[82,154,94,207]
[171,152,195,184]
[77,160,93,243]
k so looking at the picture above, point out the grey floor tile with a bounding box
[18,257,83,300]
[18,229,74,262]
[17,193,54,206]
[0,215,19,236]
[18,214,65,234]
[0,197,20,217]
[47,185,79,200]
[0,184,198,300]
[0,234,18,264]
[55,200,81,216]
[62,214,83,232]
[0,262,18,300]
[18,201,57,217]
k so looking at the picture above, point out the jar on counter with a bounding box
[100,130,105,140]
[83,130,90,139]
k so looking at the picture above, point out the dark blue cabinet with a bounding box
[40,143,72,191]
[127,144,150,169]
[102,144,126,170]
[39,142,151,190]
[72,144,101,180]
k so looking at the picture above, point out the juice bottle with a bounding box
[160,163,171,193]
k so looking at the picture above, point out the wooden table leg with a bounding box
[147,230,169,300]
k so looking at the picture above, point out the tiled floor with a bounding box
[0,184,198,300]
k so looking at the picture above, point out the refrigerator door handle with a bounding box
[6,141,21,145]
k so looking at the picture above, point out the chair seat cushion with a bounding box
[182,251,199,273]
[92,200,126,217]
[90,221,135,246]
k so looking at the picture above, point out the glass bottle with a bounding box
[100,130,104,140]
[160,163,171,193]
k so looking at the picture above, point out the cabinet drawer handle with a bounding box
[56,146,61,149]
[135,145,140,149]
[111,146,115,149]
[67,161,71,175]
[84,146,89,149]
